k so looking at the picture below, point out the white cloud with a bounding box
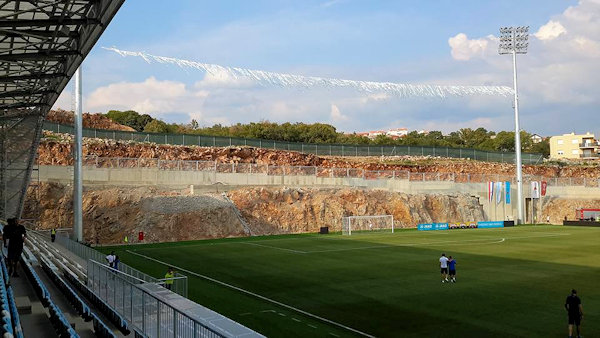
[86,77,188,113]
[448,33,490,61]
[535,20,566,40]
[329,104,348,122]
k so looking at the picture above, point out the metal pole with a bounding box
[512,49,524,225]
[73,66,83,242]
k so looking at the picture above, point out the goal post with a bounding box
[342,215,394,235]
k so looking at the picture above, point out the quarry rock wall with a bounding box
[24,182,600,244]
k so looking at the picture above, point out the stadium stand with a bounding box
[20,258,78,337]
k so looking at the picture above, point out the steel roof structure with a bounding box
[0,0,124,220]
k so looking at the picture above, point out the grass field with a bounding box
[103,225,600,337]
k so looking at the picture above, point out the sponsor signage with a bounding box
[505,181,511,204]
[418,221,504,231]
[476,221,504,229]
[417,223,449,231]
[449,222,478,229]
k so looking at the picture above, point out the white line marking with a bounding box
[305,233,568,253]
[259,310,276,313]
[308,324,318,329]
[242,242,307,254]
[329,333,340,337]
[292,318,302,322]
[126,250,375,338]
[278,313,286,317]
[239,312,252,316]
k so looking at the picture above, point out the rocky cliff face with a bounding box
[24,183,247,244]
[25,183,486,243]
[228,187,485,232]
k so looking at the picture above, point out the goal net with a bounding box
[341,215,394,235]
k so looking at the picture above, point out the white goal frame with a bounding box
[341,215,394,235]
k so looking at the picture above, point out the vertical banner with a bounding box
[496,181,503,204]
[541,181,547,196]
[505,181,511,204]
[488,181,494,202]
[531,181,540,199]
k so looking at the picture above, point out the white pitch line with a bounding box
[306,237,506,253]
[126,250,375,338]
[242,242,307,254]
[305,232,569,254]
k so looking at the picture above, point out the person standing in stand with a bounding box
[3,218,27,277]
[164,267,175,290]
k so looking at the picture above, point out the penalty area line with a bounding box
[125,249,375,338]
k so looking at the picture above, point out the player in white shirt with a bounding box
[439,253,449,283]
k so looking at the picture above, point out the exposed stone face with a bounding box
[24,183,247,244]
[228,187,485,232]
[23,183,600,244]
[541,198,600,223]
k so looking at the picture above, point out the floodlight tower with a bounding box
[74,66,83,242]
[499,26,528,224]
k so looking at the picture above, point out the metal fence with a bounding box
[81,155,600,188]
[87,260,229,338]
[43,121,544,164]
[56,234,188,297]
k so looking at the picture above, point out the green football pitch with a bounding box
[103,225,600,337]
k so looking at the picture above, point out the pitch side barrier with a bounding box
[417,221,505,231]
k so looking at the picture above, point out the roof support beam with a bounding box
[0,18,101,28]
[0,50,79,61]
[0,73,66,82]
[0,88,55,99]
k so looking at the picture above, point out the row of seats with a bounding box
[39,255,118,338]
[20,258,78,338]
[63,269,131,335]
[0,256,20,338]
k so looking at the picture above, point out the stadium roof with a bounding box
[0,0,125,220]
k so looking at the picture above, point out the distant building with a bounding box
[386,128,408,138]
[531,134,543,144]
[549,132,599,159]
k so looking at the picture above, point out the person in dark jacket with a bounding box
[565,289,584,338]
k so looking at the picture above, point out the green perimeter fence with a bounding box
[44,122,544,164]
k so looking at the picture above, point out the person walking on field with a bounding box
[164,267,175,290]
[565,289,583,338]
[448,256,457,283]
[439,253,449,283]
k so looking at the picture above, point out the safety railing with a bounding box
[86,260,260,338]
[79,155,600,188]
[43,121,545,164]
[55,234,188,297]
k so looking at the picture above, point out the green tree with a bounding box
[143,119,170,133]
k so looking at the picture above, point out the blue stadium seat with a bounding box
[63,270,130,335]
[20,258,79,338]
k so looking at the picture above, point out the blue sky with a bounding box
[54,0,600,136]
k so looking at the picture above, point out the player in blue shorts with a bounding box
[448,256,457,283]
